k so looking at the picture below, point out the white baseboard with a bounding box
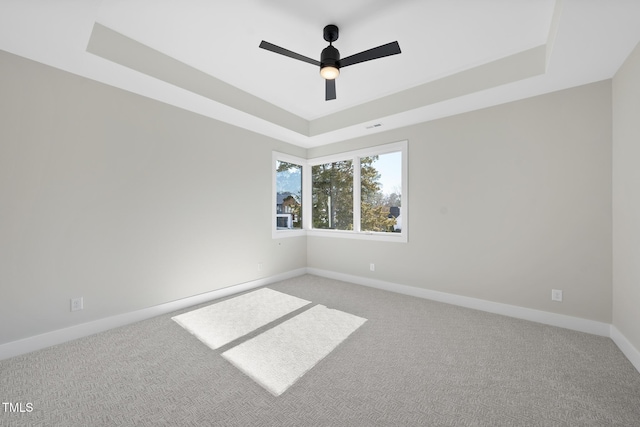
[0,268,307,361]
[3,268,639,376]
[610,325,640,374]
[307,268,612,337]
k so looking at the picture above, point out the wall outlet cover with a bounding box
[71,297,84,312]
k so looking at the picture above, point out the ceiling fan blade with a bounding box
[340,41,401,68]
[259,41,320,66]
[326,79,336,101]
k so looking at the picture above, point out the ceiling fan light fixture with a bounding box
[320,65,340,80]
[320,43,341,80]
[259,23,401,100]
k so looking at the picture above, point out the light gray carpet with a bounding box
[1,275,639,426]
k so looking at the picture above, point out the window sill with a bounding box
[273,228,407,243]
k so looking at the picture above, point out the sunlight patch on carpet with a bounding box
[172,288,311,349]
[222,304,367,396]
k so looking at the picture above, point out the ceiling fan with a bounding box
[259,25,401,101]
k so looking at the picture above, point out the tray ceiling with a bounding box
[1,0,639,147]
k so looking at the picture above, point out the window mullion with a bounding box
[353,156,361,233]
[303,162,312,231]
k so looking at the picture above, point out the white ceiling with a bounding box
[1,0,639,148]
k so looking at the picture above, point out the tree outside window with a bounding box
[360,154,401,233]
[312,160,353,230]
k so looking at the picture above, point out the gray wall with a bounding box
[0,45,626,346]
[613,42,640,352]
[308,81,613,323]
[0,50,306,344]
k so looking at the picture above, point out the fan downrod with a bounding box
[323,25,339,43]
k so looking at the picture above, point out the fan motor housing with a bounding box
[321,45,340,69]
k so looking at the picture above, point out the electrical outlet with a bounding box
[257,262,263,271]
[370,263,375,272]
[551,289,563,302]
[70,297,83,312]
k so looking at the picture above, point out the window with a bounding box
[276,161,302,229]
[274,156,304,234]
[360,152,403,233]
[312,160,354,230]
[273,153,304,238]
[273,140,407,242]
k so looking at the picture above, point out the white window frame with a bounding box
[273,140,408,243]
[272,152,306,239]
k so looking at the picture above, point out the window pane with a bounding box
[312,160,353,230]
[361,152,402,233]
[276,161,302,230]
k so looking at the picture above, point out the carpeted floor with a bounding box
[1,275,640,426]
